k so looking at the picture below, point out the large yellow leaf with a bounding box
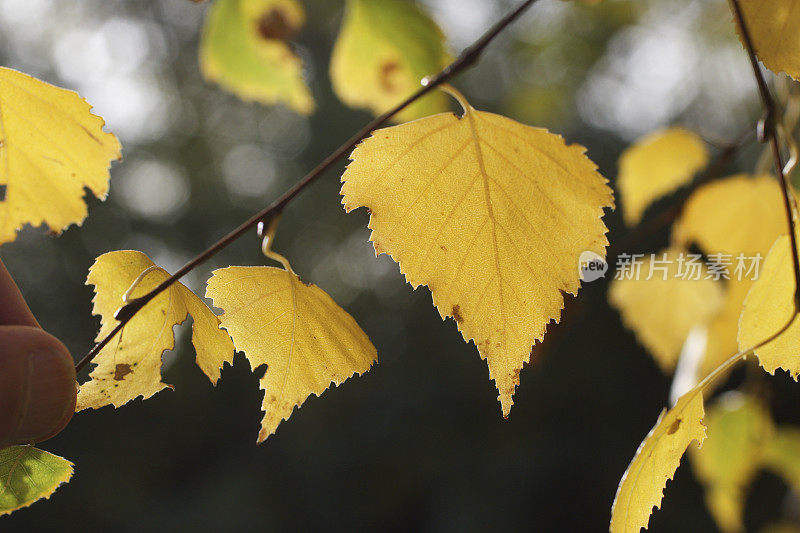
[738,234,800,377]
[77,251,235,410]
[690,393,773,533]
[609,248,724,373]
[673,174,786,257]
[737,0,800,81]
[341,91,613,417]
[610,389,706,533]
[200,0,313,114]
[617,128,708,226]
[0,445,73,516]
[330,0,450,121]
[206,266,377,441]
[0,67,121,245]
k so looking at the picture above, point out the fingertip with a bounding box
[0,326,77,448]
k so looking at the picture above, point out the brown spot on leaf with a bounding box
[257,8,296,42]
[379,61,401,93]
[114,363,133,381]
[0,184,6,202]
[667,418,681,435]
[452,305,463,323]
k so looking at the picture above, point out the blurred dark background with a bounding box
[2,0,800,531]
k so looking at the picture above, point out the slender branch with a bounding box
[729,0,800,310]
[75,0,541,373]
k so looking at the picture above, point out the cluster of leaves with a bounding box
[2,0,800,529]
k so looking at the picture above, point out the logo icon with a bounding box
[579,251,608,282]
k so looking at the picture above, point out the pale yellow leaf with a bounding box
[0,67,121,245]
[673,174,786,257]
[737,0,800,81]
[609,248,724,373]
[341,91,613,417]
[763,427,800,494]
[330,0,450,121]
[610,389,706,533]
[700,279,754,379]
[206,266,377,441]
[738,234,800,377]
[0,445,73,516]
[77,250,234,410]
[200,0,313,114]
[617,128,708,226]
[690,393,773,533]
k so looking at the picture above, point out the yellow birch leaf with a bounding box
[690,393,773,533]
[206,266,377,441]
[340,89,613,417]
[617,127,708,226]
[330,0,450,122]
[737,0,800,81]
[610,388,706,533]
[0,445,73,516]
[738,234,800,377]
[609,248,724,373]
[700,279,754,379]
[199,0,314,114]
[763,427,800,493]
[77,250,235,410]
[673,174,786,257]
[0,67,121,245]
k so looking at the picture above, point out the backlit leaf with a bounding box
[77,251,235,410]
[609,248,724,373]
[690,393,773,533]
[737,234,800,377]
[200,0,314,114]
[341,90,613,417]
[763,427,800,493]
[206,266,377,441]
[617,127,708,226]
[737,0,800,81]
[330,0,450,121]
[0,445,73,516]
[0,67,121,245]
[610,389,706,533]
[700,279,753,380]
[673,174,786,257]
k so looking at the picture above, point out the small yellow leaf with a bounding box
[690,393,773,533]
[673,174,786,257]
[700,279,754,380]
[330,0,450,121]
[206,266,377,441]
[763,427,800,493]
[200,0,314,114]
[0,67,121,245]
[737,0,800,81]
[0,445,73,516]
[610,389,706,533]
[77,251,234,410]
[341,91,613,417]
[609,248,724,373]
[617,128,708,226]
[738,234,800,377]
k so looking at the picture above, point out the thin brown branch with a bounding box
[75,0,541,373]
[729,0,800,310]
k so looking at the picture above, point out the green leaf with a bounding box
[200,0,314,114]
[0,445,73,516]
[330,0,450,121]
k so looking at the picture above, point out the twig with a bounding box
[729,0,800,310]
[75,0,541,373]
